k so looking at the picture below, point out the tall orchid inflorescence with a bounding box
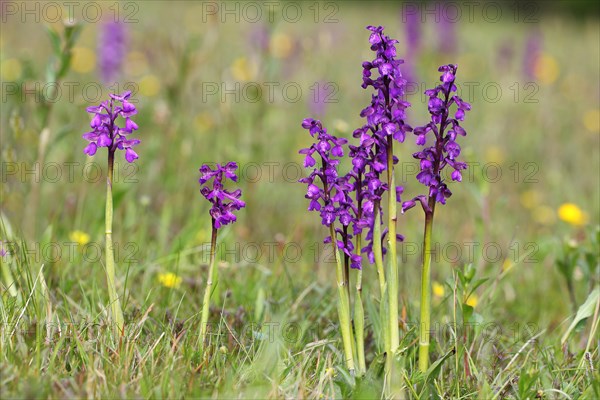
[198,163,245,351]
[402,64,471,372]
[299,25,472,387]
[404,64,470,211]
[298,26,414,380]
[358,25,411,362]
[299,118,359,373]
[82,90,140,337]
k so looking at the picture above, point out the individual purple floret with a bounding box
[83,91,139,163]
[404,64,470,210]
[199,162,245,228]
[98,20,127,84]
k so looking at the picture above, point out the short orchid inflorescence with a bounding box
[198,161,245,351]
[83,91,140,163]
[199,162,246,228]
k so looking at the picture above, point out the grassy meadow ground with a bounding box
[1,1,599,398]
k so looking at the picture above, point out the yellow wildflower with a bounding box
[270,33,293,59]
[194,112,214,133]
[333,119,349,134]
[125,51,148,77]
[71,47,96,74]
[465,293,478,308]
[534,54,559,85]
[558,203,588,226]
[158,272,182,289]
[69,230,90,246]
[139,74,161,97]
[520,190,541,209]
[230,57,257,82]
[432,281,445,298]
[485,146,505,164]
[1,59,22,81]
[583,109,599,134]
[532,205,556,225]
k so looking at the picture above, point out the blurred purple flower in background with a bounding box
[523,29,543,80]
[496,39,515,71]
[404,9,421,54]
[199,163,245,228]
[308,80,328,118]
[401,7,422,84]
[436,5,457,54]
[248,22,271,54]
[83,91,140,162]
[98,20,127,84]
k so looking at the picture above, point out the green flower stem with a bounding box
[343,248,359,375]
[373,201,391,387]
[199,220,218,351]
[105,151,124,337]
[354,233,366,376]
[372,202,386,297]
[386,137,399,354]
[418,202,435,372]
[330,224,355,375]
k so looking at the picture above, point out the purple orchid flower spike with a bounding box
[198,162,245,353]
[407,64,472,373]
[298,118,348,232]
[404,64,470,210]
[353,26,412,266]
[298,118,358,374]
[83,91,140,163]
[198,162,245,229]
